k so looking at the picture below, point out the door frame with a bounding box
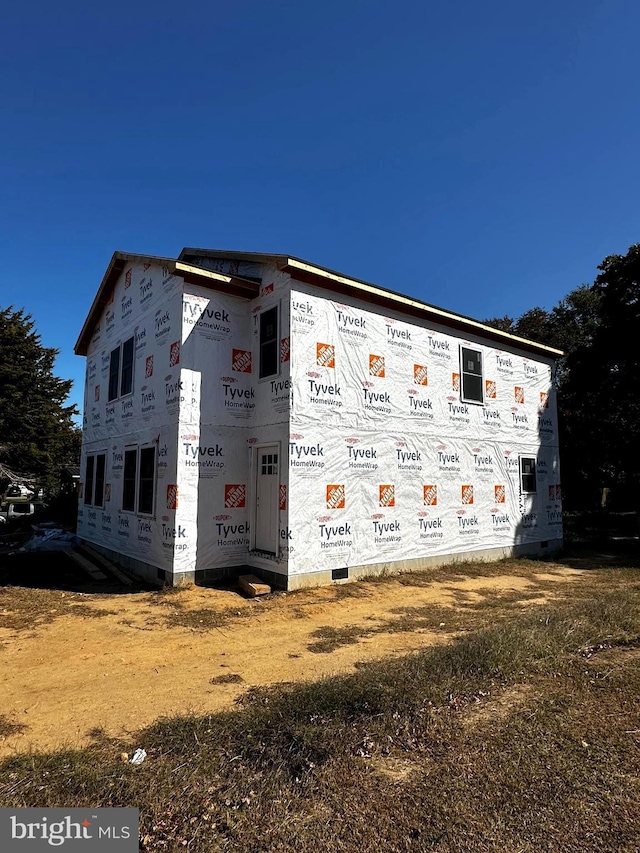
[250,441,281,554]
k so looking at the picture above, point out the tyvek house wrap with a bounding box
[173,267,291,578]
[77,261,184,575]
[286,285,561,578]
[77,258,292,582]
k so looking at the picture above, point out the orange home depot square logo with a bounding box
[224,484,246,508]
[316,342,335,368]
[423,484,438,506]
[495,484,506,504]
[379,484,395,507]
[452,372,460,392]
[145,355,154,377]
[326,484,345,509]
[369,354,385,377]
[232,349,252,373]
[167,484,178,510]
[540,391,549,408]
[169,341,180,367]
[279,484,287,510]
[414,364,428,385]
[461,484,474,505]
[514,386,525,404]
[280,337,290,362]
[486,379,497,399]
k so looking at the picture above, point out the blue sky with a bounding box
[2,0,639,419]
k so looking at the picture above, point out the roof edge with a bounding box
[280,257,565,359]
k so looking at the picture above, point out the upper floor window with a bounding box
[460,346,484,404]
[259,307,278,379]
[520,457,537,493]
[84,452,106,507]
[108,337,134,401]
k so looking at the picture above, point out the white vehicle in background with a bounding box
[4,483,35,500]
[0,502,36,523]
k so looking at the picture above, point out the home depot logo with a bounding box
[379,484,395,507]
[169,341,180,367]
[145,355,154,377]
[514,386,525,404]
[224,484,246,508]
[485,379,497,399]
[549,483,562,501]
[316,342,335,368]
[424,484,438,506]
[540,391,549,408]
[495,485,506,504]
[413,364,428,385]
[452,372,460,392]
[280,337,290,362]
[461,484,474,505]
[369,354,385,377]
[167,484,178,510]
[232,349,252,373]
[279,484,287,510]
[326,484,345,509]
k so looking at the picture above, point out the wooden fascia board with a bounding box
[282,258,564,360]
[172,262,259,298]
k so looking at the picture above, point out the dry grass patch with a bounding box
[0,587,116,633]
[2,579,640,851]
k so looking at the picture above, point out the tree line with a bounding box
[485,243,640,509]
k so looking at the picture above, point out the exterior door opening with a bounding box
[254,445,279,554]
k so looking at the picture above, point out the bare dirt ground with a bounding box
[0,558,583,756]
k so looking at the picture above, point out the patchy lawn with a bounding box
[1,552,639,851]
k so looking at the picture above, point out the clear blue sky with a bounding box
[2,0,639,420]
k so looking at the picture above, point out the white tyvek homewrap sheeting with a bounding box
[174,269,291,577]
[288,287,561,577]
[77,262,184,573]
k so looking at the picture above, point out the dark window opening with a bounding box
[460,346,484,404]
[84,455,95,506]
[94,454,106,508]
[84,453,106,507]
[122,449,137,512]
[138,447,156,515]
[120,337,134,396]
[108,347,120,401]
[520,457,537,493]
[108,337,134,401]
[259,307,278,379]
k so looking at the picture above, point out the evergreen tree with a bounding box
[0,307,80,492]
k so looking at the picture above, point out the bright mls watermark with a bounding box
[0,809,138,851]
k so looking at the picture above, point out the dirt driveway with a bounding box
[0,557,582,756]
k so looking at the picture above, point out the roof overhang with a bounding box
[74,252,259,355]
[75,248,564,360]
[278,257,565,359]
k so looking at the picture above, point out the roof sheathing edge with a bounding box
[74,253,260,356]
[283,258,564,359]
